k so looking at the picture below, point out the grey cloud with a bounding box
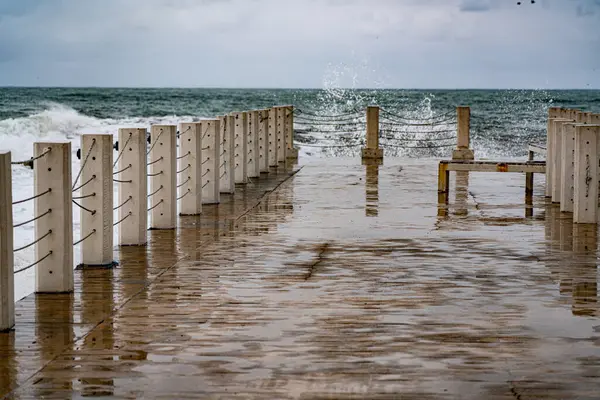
[0,0,598,88]
[459,0,492,12]
[0,0,44,17]
[574,0,600,16]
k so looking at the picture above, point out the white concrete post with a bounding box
[247,110,260,178]
[560,123,578,213]
[259,109,270,173]
[268,107,279,167]
[78,134,114,268]
[551,118,574,203]
[233,112,248,183]
[452,106,475,160]
[219,115,235,194]
[285,105,299,160]
[546,108,562,198]
[0,152,14,331]
[546,117,555,198]
[148,125,177,230]
[573,125,600,224]
[276,106,287,163]
[35,142,73,293]
[361,106,384,161]
[201,119,220,204]
[117,128,148,246]
[178,122,202,215]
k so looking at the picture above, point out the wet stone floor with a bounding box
[1,158,600,399]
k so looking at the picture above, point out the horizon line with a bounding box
[0,85,599,91]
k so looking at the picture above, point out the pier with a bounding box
[2,105,600,398]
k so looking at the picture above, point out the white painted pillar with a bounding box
[116,128,148,246]
[219,115,235,194]
[268,107,279,167]
[0,151,14,331]
[276,106,287,163]
[247,110,260,178]
[178,122,202,215]
[148,125,177,230]
[201,119,220,204]
[259,109,270,173]
[551,118,574,203]
[545,108,561,198]
[573,125,600,224]
[560,123,578,213]
[35,142,73,293]
[78,134,114,268]
[284,105,299,160]
[233,112,248,183]
[452,106,474,160]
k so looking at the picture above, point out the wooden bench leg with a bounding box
[525,150,534,196]
[438,162,450,194]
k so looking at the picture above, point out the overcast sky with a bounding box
[0,0,599,89]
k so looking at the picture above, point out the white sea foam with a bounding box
[2,104,202,301]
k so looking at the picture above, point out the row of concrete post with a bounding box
[545,108,600,224]
[360,106,474,163]
[1,105,297,332]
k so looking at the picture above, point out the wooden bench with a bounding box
[438,160,546,196]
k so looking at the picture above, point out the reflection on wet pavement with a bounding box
[1,158,600,399]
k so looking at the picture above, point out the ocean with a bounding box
[2,87,600,300]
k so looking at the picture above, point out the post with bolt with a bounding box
[546,107,562,197]
[201,119,220,204]
[285,105,299,160]
[551,118,575,203]
[219,115,235,194]
[35,142,73,293]
[452,106,474,160]
[276,106,287,163]
[233,112,248,183]
[573,125,600,224]
[77,134,115,268]
[148,125,177,230]
[258,109,270,173]
[117,128,147,246]
[560,122,579,213]
[361,106,383,164]
[0,151,14,331]
[247,110,260,179]
[178,122,202,215]
[268,108,279,168]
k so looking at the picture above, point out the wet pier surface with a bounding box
[2,158,600,399]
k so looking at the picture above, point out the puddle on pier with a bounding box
[1,158,599,399]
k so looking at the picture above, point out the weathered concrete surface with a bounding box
[2,158,600,399]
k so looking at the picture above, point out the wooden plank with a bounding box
[443,161,545,174]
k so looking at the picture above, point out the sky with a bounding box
[0,0,599,89]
